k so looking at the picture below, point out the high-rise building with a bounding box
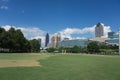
[51,33,61,48]
[45,33,49,47]
[108,32,119,45]
[51,36,56,48]
[95,22,104,37]
[108,32,115,39]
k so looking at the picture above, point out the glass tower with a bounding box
[45,33,49,47]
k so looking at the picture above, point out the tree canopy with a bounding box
[29,39,40,52]
[87,41,100,53]
[0,27,40,53]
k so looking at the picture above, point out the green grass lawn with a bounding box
[0,53,120,80]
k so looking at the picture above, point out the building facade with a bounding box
[58,39,92,48]
[45,33,49,47]
[51,33,61,48]
[108,32,119,45]
[95,22,104,37]
[90,37,108,43]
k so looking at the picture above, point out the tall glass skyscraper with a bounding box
[45,33,49,47]
[95,22,104,37]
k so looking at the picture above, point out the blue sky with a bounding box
[0,0,120,41]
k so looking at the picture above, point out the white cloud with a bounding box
[103,24,111,37]
[59,26,95,40]
[60,26,95,35]
[1,25,12,31]
[19,27,46,47]
[1,25,46,47]
[0,0,9,10]
[0,6,8,10]
[58,23,111,40]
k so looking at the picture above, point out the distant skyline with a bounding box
[0,0,120,46]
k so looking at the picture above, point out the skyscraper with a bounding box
[95,22,104,37]
[51,36,56,48]
[45,33,49,47]
[51,33,61,48]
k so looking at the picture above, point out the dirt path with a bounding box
[0,60,40,68]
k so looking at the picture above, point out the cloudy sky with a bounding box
[0,0,120,46]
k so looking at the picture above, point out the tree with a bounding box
[0,27,31,53]
[80,47,87,53]
[30,39,40,52]
[0,27,7,48]
[99,43,107,49]
[59,47,65,53]
[87,41,100,54]
[47,48,56,53]
[14,29,31,52]
[71,45,80,53]
[7,27,31,52]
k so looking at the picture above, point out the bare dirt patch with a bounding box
[0,60,40,68]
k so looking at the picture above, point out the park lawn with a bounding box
[0,54,120,80]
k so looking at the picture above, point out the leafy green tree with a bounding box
[59,47,65,52]
[47,48,57,53]
[65,48,72,53]
[7,27,18,52]
[30,39,40,52]
[7,28,30,52]
[14,29,31,52]
[0,27,31,53]
[99,43,109,49]
[87,41,100,54]
[80,47,88,53]
[0,27,7,48]
[71,45,80,53]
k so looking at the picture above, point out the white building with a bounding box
[95,22,104,37]
[51,33,61,48]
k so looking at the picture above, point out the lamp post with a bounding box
[119,28,120,55]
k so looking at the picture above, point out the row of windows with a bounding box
[58,39,92,48]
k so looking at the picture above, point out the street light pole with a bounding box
[119,28,120,55]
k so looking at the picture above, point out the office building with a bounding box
[58,39,92,48]
[90,37,108,43]
[108,32,119,45]
[45,33,49,47]
[64,37,69,41]
[51,33,61,48]
[95,22,104,37]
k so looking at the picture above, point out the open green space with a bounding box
[0,53,120,80]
